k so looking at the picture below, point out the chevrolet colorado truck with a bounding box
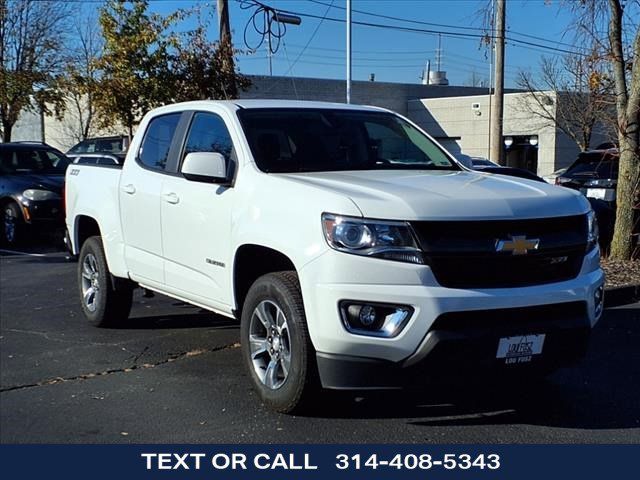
[65,100,604,413]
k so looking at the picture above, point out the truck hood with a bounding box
[279,170,590,220]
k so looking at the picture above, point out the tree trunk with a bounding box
[608,0,640,260]
[2,120,12,142]
[610,143,639,259]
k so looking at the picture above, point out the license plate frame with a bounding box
[496,334,545,364]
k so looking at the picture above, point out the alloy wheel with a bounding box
[249,300,292,390]
[80,253,100,312]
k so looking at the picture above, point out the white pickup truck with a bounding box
[65,100,604,412]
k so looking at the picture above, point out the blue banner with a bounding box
[1,445,639,479]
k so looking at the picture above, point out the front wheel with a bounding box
[78,236,133,327]
[241,271,318,413]
[2,202,25,246]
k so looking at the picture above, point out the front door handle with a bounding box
[122,184,136,195]
[163,192,180,204]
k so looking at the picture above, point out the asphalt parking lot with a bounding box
[0,246,639,444]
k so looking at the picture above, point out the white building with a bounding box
[6,76,607,176]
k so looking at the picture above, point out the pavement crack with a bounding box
[0,342,241,393]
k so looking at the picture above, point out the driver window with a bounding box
[183,112,235,164]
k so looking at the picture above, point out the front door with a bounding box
[160,112,236,309]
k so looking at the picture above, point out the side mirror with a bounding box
[181,152,227,183]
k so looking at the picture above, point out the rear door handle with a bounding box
[122,184,136,195]
[163,192,180,204]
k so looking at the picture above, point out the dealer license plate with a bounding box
[496,334,545,365]
[586,188,615,201]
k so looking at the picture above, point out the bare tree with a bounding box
[607,0,640,260]
[0,0,70,141]
[569,0,640,260]
[516,54,615,152]
[60,13,103,143]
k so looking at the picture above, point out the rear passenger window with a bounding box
[138,113,181,171]
[184,113,234,163]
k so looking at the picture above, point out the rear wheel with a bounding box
[78,236,133,327]
[241,271,318,413]
[2,202,25,246]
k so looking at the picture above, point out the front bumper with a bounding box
[317,301,591,389]
[19,198,64,228]
[299,246,604,388]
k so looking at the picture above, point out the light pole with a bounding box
[346,0,352,103]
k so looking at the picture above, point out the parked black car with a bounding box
[556,148,618,200]
[556,148,620,249]
[0,143,69,246]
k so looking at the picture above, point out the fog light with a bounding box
[340,301,413,338]
[359,305,377,326]
[594,285,604,318]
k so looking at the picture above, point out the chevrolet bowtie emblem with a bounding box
[495,235,540,255]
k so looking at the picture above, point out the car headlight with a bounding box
[587,210,599,252]
[322,213,424,264]
[22,189,60,201]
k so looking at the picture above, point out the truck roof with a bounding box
[147,99,388,117]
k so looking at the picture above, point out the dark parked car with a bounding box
[556,148,620,250]
[67,135,129,156]
[556,149,618,201]
[0,143,69,246]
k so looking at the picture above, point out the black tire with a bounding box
[78,236,133,327]
[2,202,25,247]
[241,271,318,413]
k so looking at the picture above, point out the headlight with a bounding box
[22,189,60,201]
[322,213,424,264]
[587,210,599,252]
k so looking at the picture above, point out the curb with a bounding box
[604,284,640,308]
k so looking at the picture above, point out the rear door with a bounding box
[119,113,182,285]
[160,111,237,309]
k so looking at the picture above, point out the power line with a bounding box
[266,3,588,57]
[281,0,334,76]
[306,0,489,33]
[306,0,582,51]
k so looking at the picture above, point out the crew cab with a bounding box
[65,100,605,413]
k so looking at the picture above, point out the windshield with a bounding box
[566,152,618,179]
[0,148,70,175]
[238,108,458,173]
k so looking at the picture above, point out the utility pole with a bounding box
[217,0,237,97]
[489,0,505,165]
[346,0,352,103]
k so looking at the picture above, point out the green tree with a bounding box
[0,0,69,142]
[172,10,250,102]
[93,0,181,139]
